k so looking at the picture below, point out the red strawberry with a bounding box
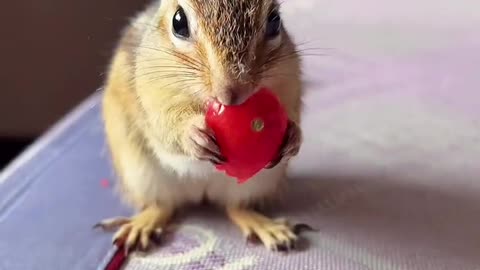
[206,88,288,183]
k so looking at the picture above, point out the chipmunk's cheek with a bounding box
[257,77,276,92]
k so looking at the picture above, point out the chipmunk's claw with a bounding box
[229,208,299,252]
[186,117,226,165]
[246,232,261,244]
[293,223,316,234]
[94,217,131,231]
[96,207,172,254]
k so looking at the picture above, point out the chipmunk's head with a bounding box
[136,0,299,105]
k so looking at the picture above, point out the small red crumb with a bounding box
[100,179,110,188]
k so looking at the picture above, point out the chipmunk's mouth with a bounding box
[216,94,248,106]
[215,88,255,106]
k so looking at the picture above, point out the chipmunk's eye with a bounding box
[265,9,281,39]
[172,6,190,39]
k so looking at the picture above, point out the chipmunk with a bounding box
[97,0,303,253]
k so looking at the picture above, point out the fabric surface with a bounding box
[1,0,480,269]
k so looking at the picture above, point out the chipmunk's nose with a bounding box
[217,85,248,106]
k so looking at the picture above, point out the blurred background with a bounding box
[1,0,479,170]
[0,0,149,169]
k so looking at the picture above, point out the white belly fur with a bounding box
[124,147,287,208]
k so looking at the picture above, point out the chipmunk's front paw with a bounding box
[228,208,298,252]
[266,120,302,169]
[95,206,172,254]
[184,116,226,165]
